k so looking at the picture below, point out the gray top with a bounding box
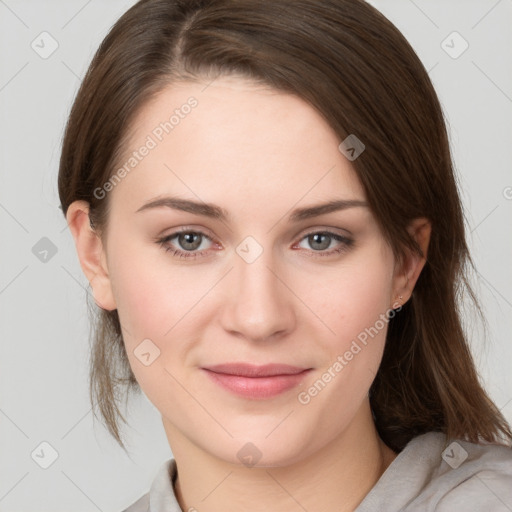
[122,432,512,511]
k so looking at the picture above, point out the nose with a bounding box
[219,245,296,343]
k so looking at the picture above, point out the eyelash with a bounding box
[156,227,354,260]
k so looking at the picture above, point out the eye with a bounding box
[156,228,215,259]
[295,231,354,257]
[156,228,354,260]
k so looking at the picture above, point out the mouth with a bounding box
[201,363,312,399]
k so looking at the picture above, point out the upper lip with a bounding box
[203,363,310,377]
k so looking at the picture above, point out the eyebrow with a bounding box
[135,196,369,222]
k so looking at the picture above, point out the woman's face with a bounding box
[100,76,402,466]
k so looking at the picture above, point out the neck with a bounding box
[166,400,397,512]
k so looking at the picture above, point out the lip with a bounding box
[201,363,312,399]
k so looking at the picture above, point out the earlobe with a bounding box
[66,200,117,311]
[391,217,431,307]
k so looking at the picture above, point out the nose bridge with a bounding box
[221,239,295,341]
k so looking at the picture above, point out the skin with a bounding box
[67,76,431,512]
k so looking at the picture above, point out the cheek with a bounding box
[344,265,393,329]
[108,236,195,335]
[108,246,193,406]
[107,238,214,387]
[305,253,393,343]
[110,258,165,337]
[296,263,393,416]
[305,248,394,391]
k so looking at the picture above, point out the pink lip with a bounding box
[201,363,312,399]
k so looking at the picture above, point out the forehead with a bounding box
[109,76,366,214]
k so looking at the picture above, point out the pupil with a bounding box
[180,232,201,250]
[310,233,330,250]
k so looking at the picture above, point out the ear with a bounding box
[65,200,117,311]
[391,217,431,308]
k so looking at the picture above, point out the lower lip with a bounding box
[202,369,311,399]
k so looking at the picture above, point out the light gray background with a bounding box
[1,1,511,511]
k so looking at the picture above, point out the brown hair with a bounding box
[58,0,512,453]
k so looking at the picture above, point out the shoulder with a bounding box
[356,431,512,512]
[119,458,178,512]
[121,492,149,512]
[432,436,512,511]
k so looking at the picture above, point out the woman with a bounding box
[58,0,512,510]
